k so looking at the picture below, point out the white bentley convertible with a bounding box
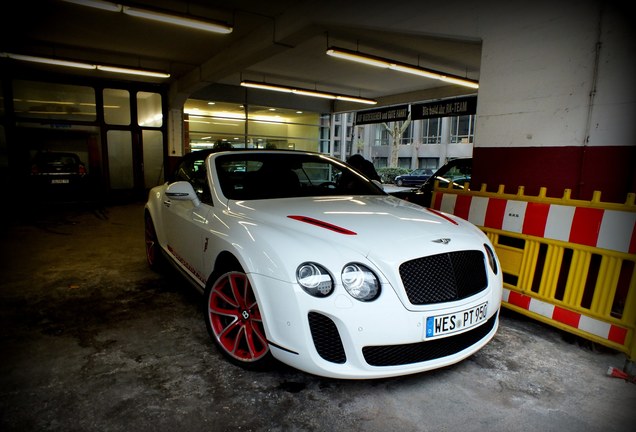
[144,149,502,379]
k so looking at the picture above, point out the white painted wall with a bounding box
[473,1,634,149]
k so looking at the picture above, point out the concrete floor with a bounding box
[1,200,635,432]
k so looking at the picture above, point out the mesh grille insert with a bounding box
[308,312,346,364]
[400,250,488,304]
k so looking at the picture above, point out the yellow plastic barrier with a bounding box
[431,182,636,361]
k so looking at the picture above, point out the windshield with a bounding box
[215,152,386,200]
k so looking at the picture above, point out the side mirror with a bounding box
[166,181,201,207]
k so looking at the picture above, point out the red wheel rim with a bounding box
[207,272,269,362]
[144,216,157,266]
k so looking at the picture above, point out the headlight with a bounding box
[342,263,380,301]
[484,244,498,275]
[297,263,334,297]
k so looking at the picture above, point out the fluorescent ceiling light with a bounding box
[326,47,479,89]
[240,81,293,93]
[61,0,122,12]
[326,49,389,68]
[97,65,170,78]
[2,53,96,70]
[62,1,233,34]
[2,52,170,78]
[122,6,233,33]
[240,80,377,105]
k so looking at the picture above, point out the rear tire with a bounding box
[204,270,273,369]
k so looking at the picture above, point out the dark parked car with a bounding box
[390,158,472,207]
[29,151,88,193]
[394,168,433,186]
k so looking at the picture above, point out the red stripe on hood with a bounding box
[288,215,357,235]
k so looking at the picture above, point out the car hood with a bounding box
[226,195,485,265]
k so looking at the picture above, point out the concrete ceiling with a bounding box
[2,0,482,108]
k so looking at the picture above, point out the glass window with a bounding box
[13,80,96,122]
[107,130,133,189]
[143,130,164,188]
[103,89,130,125]
[215,152,384,200]
[400,122,414,145]
[137,92,162,127]
[418,157,439,171]
[373,124,390,146]
[183,100,321,152]
[174,151,211,203]
[421,118,441,144]
[397,157,411,169]
[450,115,475,144]
[319,114,331,154]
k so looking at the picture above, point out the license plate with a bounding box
[51,179,69,184]
[425,302,488,338]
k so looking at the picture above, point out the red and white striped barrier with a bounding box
[433,193,636,254]
[503,288,628,346]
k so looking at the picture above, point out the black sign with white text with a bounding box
[355,104,410,125]
[411,96,477,120]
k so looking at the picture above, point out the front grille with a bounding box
[400,250,487,305]
[308,312,346,364]
[362,312,498,367]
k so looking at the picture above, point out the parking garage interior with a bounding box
[1,0,635,431]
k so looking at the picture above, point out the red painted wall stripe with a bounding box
[522,202,550,237]
[569,207,604,247]
[484,198,507,229]
[552,306,581,328]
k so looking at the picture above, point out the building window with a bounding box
[104,89,130,125]
[418,157,439,170]
[107,130,133,189]
[142,130,164,188]
[319,114,330,153]
[137,92,162,127]
[13,80,96,122]
[400,122,414,145]
[450,115,475,143]
[397,157,411,168]
[373,124,391,146]
[421,118,441,144]
[183,100,321,152]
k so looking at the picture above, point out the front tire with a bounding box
[204,271,272,368]
[144,213,164,271]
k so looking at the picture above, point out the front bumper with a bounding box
[250,273,501,379]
